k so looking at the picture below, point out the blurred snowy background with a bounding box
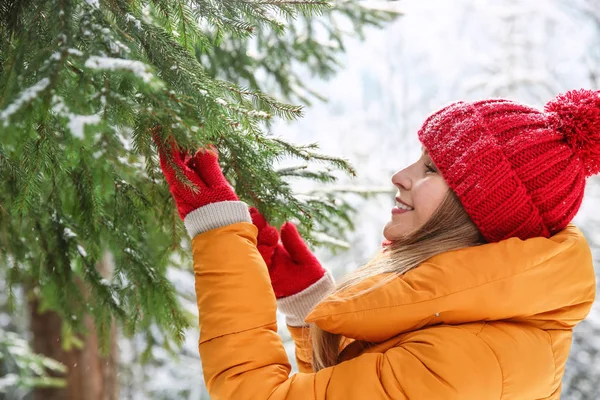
[123,0,600,398]
[3,0,599,398]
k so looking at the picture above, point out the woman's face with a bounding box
[383,148,449,241]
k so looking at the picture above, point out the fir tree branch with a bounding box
[176,0,189,48]
[0,0,395,361]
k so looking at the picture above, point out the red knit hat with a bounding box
[418,89,600,243]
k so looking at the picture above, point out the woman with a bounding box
[156,89,599,399]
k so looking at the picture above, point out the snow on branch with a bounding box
[52,95,101,139]
[125,13,142,30]
[84,0,100,8]
[0,78,50,126]
[84,56,154,83]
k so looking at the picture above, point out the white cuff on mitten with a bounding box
[184,201,251,238]
[277,270,335,327]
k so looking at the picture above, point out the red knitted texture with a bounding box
[156,141,238,219]
[418,89,600,243]
[250,208,326,298]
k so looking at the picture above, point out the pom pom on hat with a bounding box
[544,89,600,177]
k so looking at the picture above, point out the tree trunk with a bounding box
[28,255,118,400]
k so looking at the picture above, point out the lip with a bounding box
[395,197,413,208]
[392,197,414,215]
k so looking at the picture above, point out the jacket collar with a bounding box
[305,225,596,342]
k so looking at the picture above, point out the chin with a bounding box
[382,224,400,241]
[383,233,398,241]
[383,220,412,241]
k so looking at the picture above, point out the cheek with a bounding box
[415,181,448,221]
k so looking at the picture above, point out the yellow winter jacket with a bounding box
[192,222,596,399]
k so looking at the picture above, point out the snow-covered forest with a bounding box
[1,0,599,399]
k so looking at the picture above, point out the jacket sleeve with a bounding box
[192,222,503,400]
[287,326,358,374]
[278,266,336,373]
[287,326,313,373]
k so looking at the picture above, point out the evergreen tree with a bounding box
[0,332,66,397]
[0,0,397,397]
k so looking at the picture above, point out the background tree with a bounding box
[0,1,398,399]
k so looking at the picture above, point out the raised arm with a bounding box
[250,207,335,372]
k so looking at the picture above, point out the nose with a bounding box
[391,167,411,191]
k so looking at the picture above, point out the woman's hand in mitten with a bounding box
[249,208,333,326]
[154,135,249,237]
[155,140,238,218]
[249,207,280,269]
[270,222,328,298]
[249,208,327,298]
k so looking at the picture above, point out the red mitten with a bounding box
[249,207,279,269]
[249,208,327,299]
[155,139,238,219]
[250,208,334,326]
[271,222,327,298]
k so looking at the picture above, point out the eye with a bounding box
[425,162,437,174]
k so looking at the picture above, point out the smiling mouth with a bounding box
[395,197,414,211]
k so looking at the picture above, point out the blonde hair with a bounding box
[310,190,485,372]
